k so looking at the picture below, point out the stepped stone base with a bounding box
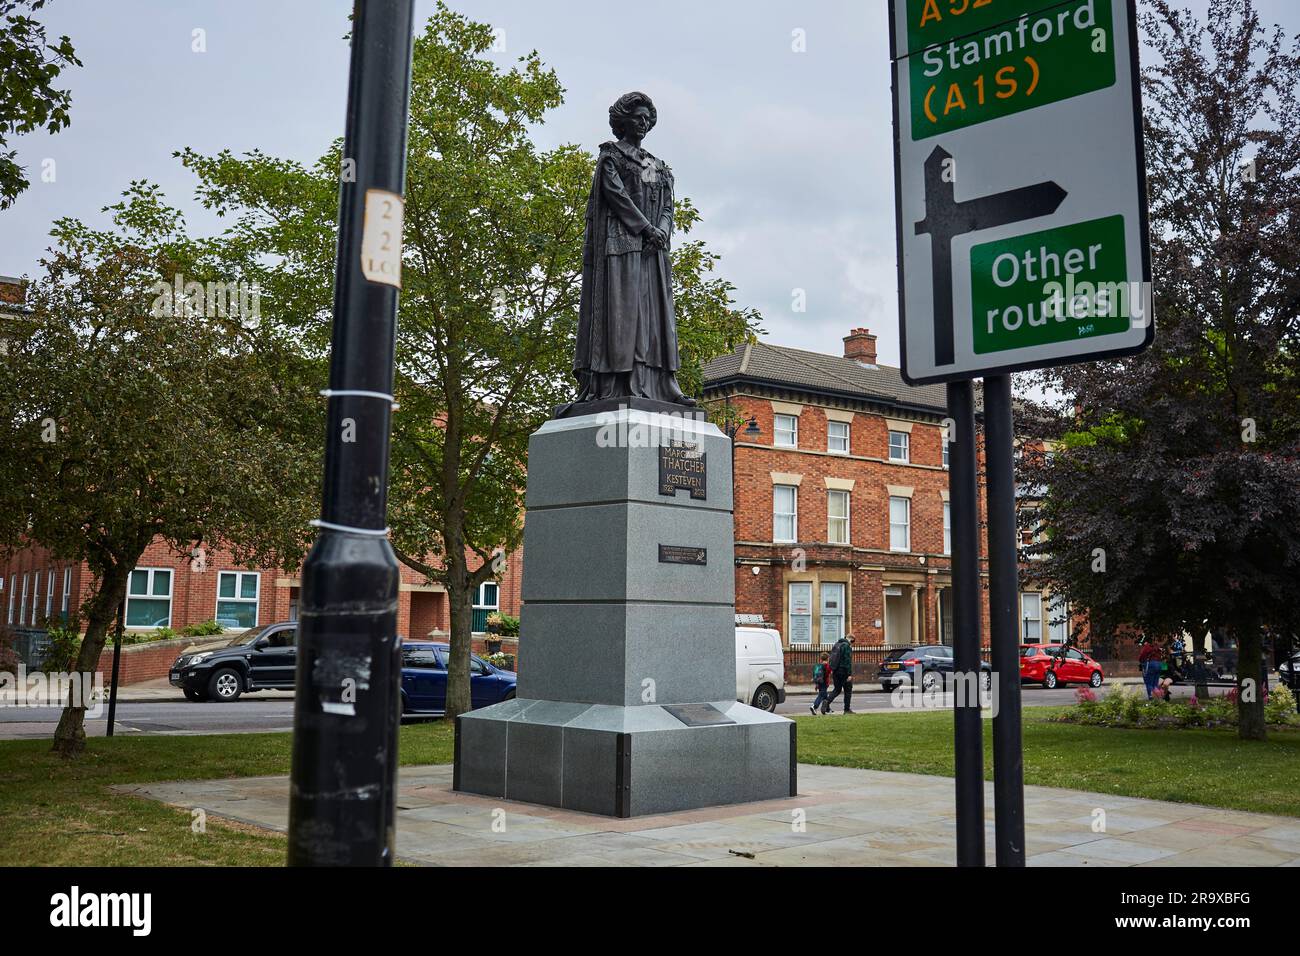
[455,697,796,817]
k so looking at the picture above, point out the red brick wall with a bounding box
[91,635,227,685]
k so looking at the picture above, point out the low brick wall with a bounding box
[92,635,229,685]
[1098,659,1140,678]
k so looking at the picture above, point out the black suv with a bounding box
[877,644,993,692]
[169,622,297,702]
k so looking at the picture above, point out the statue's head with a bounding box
[609,91,657,141]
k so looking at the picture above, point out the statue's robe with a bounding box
[572,139,681,402]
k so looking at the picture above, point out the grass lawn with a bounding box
[0,721,453,866]
[796,708,1300,818]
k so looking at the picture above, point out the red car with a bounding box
[1020,644,1104,689]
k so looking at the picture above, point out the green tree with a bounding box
[177,3,760,719]
[0,0,80,208]
[1019,0,1300,740]
[0,184,318,755]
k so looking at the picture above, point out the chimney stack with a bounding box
[843,327,877,365]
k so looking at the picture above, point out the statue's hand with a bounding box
[646,226,669,250]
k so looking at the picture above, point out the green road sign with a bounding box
[890,0,1153,384]
[908,0,1117,138]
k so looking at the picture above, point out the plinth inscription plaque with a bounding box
[659,439,707,499]
[658,544,706,565]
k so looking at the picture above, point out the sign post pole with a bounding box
[287,0,415,867]
[946,379,985,867]
[983,373,1026,865]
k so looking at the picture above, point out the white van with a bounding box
[736,626,786,712]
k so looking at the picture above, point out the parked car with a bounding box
[1020,643,1104,689]
[171,625,519,709]
[877,644,992,692]
[169,621,299,702]
[1279,653,1300,692]
[736,626,785,712]
[399,642,517,714]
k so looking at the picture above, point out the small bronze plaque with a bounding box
[664,703,735,727]
[658,439,707,500]
[658,544,706,566]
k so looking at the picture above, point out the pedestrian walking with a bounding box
[809,652,831,716]
[821,633,856,714]
[1139,636,1163,699]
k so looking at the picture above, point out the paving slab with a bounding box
[120,763,1300,867]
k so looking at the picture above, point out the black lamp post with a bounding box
[722,410,761,487]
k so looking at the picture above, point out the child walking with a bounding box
[810,652,831,716]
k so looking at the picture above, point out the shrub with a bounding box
[42,621,83,672]
[1265,685,1299,726]
[498,614,520,637]
[1121,686,1146,724]
[1061,679,1297,730]
[121,626,175,645]
[181,619,225,637]
[0,624,20,673]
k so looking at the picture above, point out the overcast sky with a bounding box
[2,0,1296,366]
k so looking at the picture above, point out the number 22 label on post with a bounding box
[361,188,403,288]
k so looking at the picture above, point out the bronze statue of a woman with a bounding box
[568,91,695,411]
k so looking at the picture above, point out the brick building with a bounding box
[2,537,522,643]
[703,327,1072,655]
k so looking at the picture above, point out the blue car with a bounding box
[400,641,517,715]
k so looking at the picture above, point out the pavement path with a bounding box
[121,763,1300,867]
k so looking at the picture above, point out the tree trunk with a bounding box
[443,522,473,721]
[1236,623,1266,742]
[52,563,130,758]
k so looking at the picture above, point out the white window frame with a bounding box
[30,571,41,624]
[942,436,950,469]
[943,501,951,555]
[788,582,813,645]
[1021,591,1043,642]
[773,485,798,543]
[19,573,29,625]
[1047,594,1069,644]
[827,420,850,455]
[827,489,850,545]
[774,414,798,448]
[45,569,54,620]
[475,581,500,610]
[61,567,71,616]
[125,567,173,629]
[888,430,910,463]
[216,571,260,629]
[819,582,846,644]
[6,575,15,625]
[889,496,911,552]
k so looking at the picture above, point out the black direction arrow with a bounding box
[914,146,1067,367]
